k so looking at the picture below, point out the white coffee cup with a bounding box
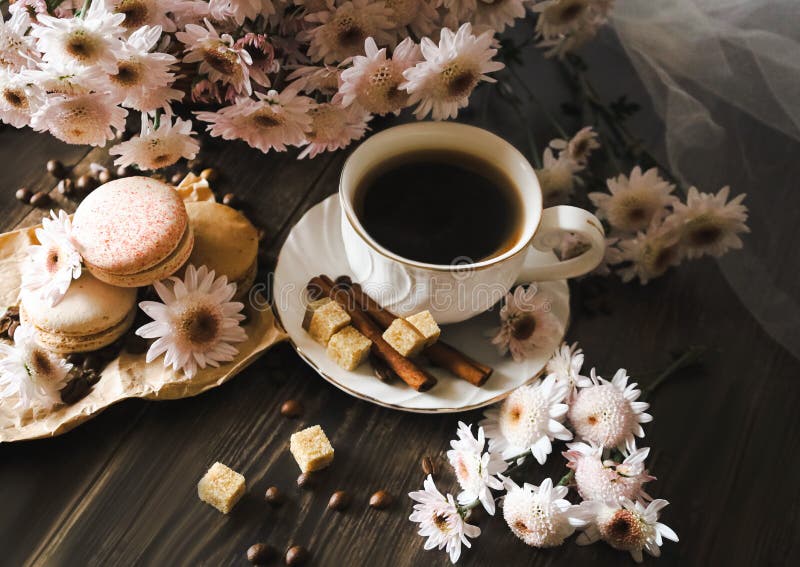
[339,122,605,324]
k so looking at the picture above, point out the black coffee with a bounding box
[355,150,523,265]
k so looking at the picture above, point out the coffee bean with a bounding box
[97,169,113,184]
[296,472,315,490]
[60,376,90,405]
[420,455,438,478]
[247,543,275,565]
[285,545,309,566]
[222,192,237,207]
[57,178,74,196]
[7,320,19,340]
[15,187,32,203]
[327,490,351,511]
[200,168,218,182]
[264,485,284,506]
[116,165,131,178]
[280,399,303,418]
[76,174,97,193]
[369,490,393,510]
[83,370,102,386]
[29,191,50,208]
[46,159,67,179]
[170,172,184,184]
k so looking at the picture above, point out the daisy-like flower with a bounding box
[303,0,395,65]
[8,0,48,23]
[32,1,125,73]
[136,264,248,378]
[568,368,652,451]
[196,85,314,153]
[21,210,82,307]
[617,220,682,284]
[589,166,677,234]
[110,115,199,170]
[208,0,276,25]
[176,18,254,96]
[536,147,582,205]
[533,0,609,40]
[336,37,420,115]
[105,0,189,33]
[286,65,345,95]
[108,25,182,112]
[401,23,503,120]
[502,476,587,548]
[564,442,654,503]
[234,33,279,88]
[577,498,678,563]
[545,342,591,400]
[31,93,128,147]
[474,0,527,34]
[490,284,563,363]
[385,0,439,39]
[21,60,111,96]
[0,324,71,411]
[0,68,44,128]
[480,375,572,464]
[446,422,507,515]
[297,102,370,159]
[409,475,481,564]
[0,9,38,69]
[668,186,749,259]
[549,126,600,165]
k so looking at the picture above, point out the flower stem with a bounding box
[557,470,575,487]
[507,65,568,139]
[641,346,707,401]
[78,0,91,19]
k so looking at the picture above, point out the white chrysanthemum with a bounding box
[0,9,38,69]
[446,422,507,515]
[297,102,370,159]
[21,60,110,96]
[401,23,503,120]
[286,65,344,95]
[32,1,125,73]
[577,498,678,563]
[196,85,314,153]
[480,375,572,464]
[545,342,591,400]
[110,116,199,170]
[502,476,587,548]
[589,166,677,234]
[568,368,652,451]
[336,37,420,115]
[536,147,582,205]
[564,442,654,502]
[474,0,527,33]
[176,18,254,95]
[136,264,248,378]
[107,26,181,112]
[105,0,189,33]
[302,0,395,64]
[409,475,481,564]
[549,126,600,165]
[0,324,71,411]
[0,68,44,128]
[208,0,276,25]
[21,210,82,307]
[31,93,128,147]
[490,285,563,363]
[616,221,682,284]
[668,185,749,259]
[385,0,439,39]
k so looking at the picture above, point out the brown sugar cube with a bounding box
[197,462,246,514]
[290,425,335,473]
[326,326,371,371]
[405,310,441,347]
[306,299,351,345]
[302,297,331,330]
[382,318,426,357]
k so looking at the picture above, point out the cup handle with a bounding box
[515,205,606,284]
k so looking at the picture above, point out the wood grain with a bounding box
[1,50,799,567]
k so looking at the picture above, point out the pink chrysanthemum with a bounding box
[31,93,128,147]
[297,102,370,159]
[564,442,654,503]
[490,285,563,363]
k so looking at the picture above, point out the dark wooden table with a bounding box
[2,38,799,567]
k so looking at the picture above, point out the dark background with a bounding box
[1,28,799,567]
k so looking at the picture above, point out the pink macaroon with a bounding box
[72,176,194,287]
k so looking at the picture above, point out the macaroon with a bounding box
[20,272,138,354]
[184,202,259,301]
[72,177,194,287]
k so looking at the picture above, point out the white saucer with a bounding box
[273,195,569,413]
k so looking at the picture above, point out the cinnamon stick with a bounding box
[332,276,493,387]
[308,276,437,392]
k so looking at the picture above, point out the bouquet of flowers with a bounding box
[0,0,613,169]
